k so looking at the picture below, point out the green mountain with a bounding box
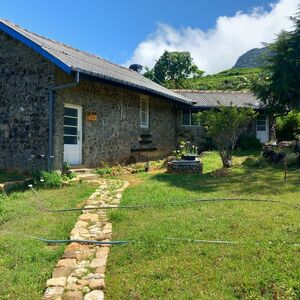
[233,47,271,69]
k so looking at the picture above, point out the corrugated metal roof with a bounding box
[0,19,191,105]
[173,90,261,108]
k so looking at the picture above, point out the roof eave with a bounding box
[0,20,72,74]
[72,67,192,106]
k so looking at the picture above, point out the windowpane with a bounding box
[64,117,78,126]
[64,126,77,135]
[182,110,190,125]
[256,115,266,131]
[257,125,266,131]
[64,136,77,145]
[64,107,78,117]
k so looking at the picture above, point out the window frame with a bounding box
[140,96,149,129]
[181,109,200,126]
[256,115,267,132]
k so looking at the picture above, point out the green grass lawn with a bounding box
[106,152,300,299]
[0,182,97,300]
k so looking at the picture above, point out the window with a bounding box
[140,96,149,128]
[256,115,266,131]
[181,110,200,126]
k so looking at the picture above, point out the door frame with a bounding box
[63,103,83,165]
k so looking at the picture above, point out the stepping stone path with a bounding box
[43,178,129,300]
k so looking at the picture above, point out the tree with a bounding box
[147,51,204,88]
[252,9,300,113]
[199,106,256,168]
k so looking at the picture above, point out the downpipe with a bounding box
[48,71,80,170]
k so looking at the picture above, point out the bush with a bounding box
[62,161,76,180]
[95,168,113,176]
[276,111,300,141]
[40,171,63,188]
[243,156,266,168]
[237,133,262,150]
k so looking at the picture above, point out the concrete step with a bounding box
[76,173,99,181]
[71,168,94,174]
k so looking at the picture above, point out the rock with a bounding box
[89,258,106,269]
[89,279,105,290]
[67,277,78,285]
[74,221,89,228]
[46,277,67,287]
[79,213,99,222]
[63,291,83,300]
[43,286,64,299]
[73,268,88,277]
[77,279,89,286]
[62,251,77,259]
[65,243,87,252]
[95,247,109,258]
[65,283,79,291]
[71,227,90,236]
[52,267,73,278]
[95,267,105,274]
[57,259,76,268]
[82,286,91,294]
[84,290,104,300]
[84,273,104,280]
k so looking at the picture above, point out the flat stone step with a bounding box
[77,174,99,181]
[71,168,94,174]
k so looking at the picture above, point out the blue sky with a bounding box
[0,0,298,73]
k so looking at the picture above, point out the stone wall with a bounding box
[53,70,177,169]
[0,31,55,172]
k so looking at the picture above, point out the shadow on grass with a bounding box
[151,164,300,197]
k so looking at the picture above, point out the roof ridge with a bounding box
[173,89,252,94]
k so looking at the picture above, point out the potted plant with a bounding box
[178,141,199,161]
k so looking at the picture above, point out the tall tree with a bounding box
[252,9,300,113]
[148,51,204,88]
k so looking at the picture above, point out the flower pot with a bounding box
[181,154,198,161]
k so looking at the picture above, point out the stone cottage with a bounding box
[0,19,192,172]
[0,20,271,172]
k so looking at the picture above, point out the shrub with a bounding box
[40,171,63,188]
[95,168,113,176]
[243,156,266,168]
[276,111,300,141]
[62,161,76,180]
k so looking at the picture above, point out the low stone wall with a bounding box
[43,178,129,300]
[0,178,32,192]
[167,160,203,174]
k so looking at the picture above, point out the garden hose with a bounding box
[0,231,128,245]
[48,197,300,213]
[0,231,299,247]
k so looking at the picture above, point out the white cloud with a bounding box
[126,0,299,74]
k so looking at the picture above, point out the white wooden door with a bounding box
[63,104,82,165]
[256,114,269,143]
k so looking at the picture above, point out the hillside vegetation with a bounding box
[182,68,261,91]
